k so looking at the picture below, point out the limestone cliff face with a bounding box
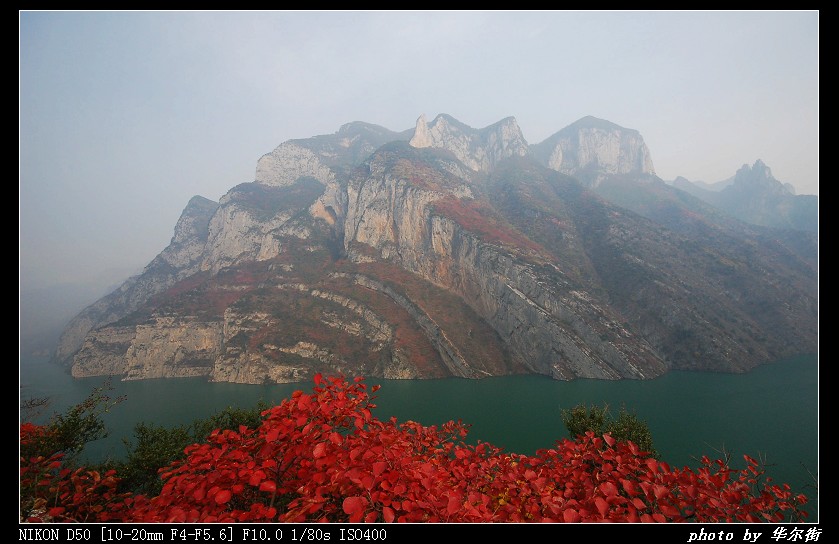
[69,272,445,384]
[199,180,324,274]
[409,114,529,172]
[73,317,223,380]
[256,121,412,185]
[255,142,335,187]
[341,147,666,379]
[60,114,817,384]
[55,195,219,364]
[344,147,472,270]
[531,116,655,187]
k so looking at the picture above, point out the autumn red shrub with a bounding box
[20,424,127,522]
[20,375,808,523]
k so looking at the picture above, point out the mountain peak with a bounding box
[673,159,814,231]
[184,194,218,210]
[408,113,528,171]
[409,114,432,148]
[530,116,654,185]
[737,159,773,182]
[734,159,786,190]
[563,115,630,133]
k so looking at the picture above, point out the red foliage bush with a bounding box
[20,376,808,523]
[20,424,127,522]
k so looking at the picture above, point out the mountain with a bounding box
[530,116,656,187]
[672,160,818,232]
[55,115,817,384]
[55,195,220,364]
[409,114,529,172]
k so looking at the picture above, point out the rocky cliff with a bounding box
[531,116,655,187]
[58,115,818,384]
[55,195,219,363]
[409,114,529,172]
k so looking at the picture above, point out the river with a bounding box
[20,354,818,518]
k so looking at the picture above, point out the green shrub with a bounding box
[561,403,658,458]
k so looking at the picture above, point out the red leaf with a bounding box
[447,496,460,516]
[743,454,759,466]
[47,507,65,518]
[600,481,618,497]
[563,509,581,522]
[259,480,277,493]
[595,497,608,518]
[383,506,395,523]
[603,433,616,447]
[313,442,327,459]
[621,479,639,496]
[314,373,323,385]
[248,470,266,486]
[653,484,669,500]
[343,496,366,523]
[214,489,232,504]
[659,502,681,518]
[372,461,388,477]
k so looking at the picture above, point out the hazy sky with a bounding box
[20,11,818,292]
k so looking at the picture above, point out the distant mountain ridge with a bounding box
[55,114,817,384]
[672,160,817,232]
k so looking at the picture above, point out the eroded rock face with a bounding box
[201,206,283,273]
[340,151,667,380]
[60,115,817,384]
[409,114,529,172]
[255,142,335,187]
[531,116,655,186]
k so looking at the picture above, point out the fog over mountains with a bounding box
[671,160,817,232]
[52,114,817,384]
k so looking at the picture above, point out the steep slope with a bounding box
[341,143,666,379]
[486,158,817,372]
